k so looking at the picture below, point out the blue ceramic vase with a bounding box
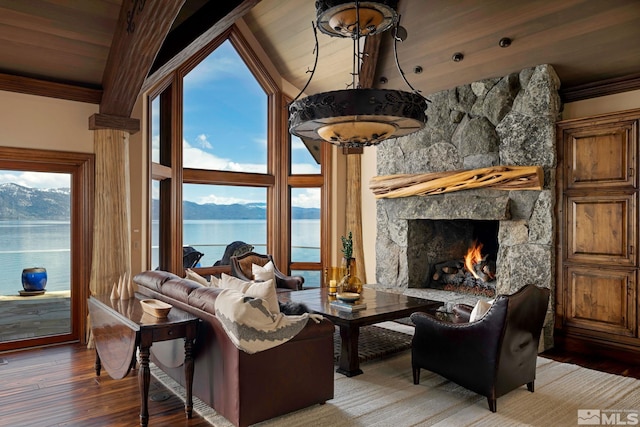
[22,267,47,291]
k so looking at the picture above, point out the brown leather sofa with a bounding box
[410,284,550,412]
[134,270,334,427]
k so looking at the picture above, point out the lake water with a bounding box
[0,219,321,295]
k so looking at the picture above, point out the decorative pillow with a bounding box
[185,269,207,287]
[469,299,494,322]
[219,273,279,314]
[220,273,253,292]
[186,268,220,288]
[209,275,220,288]
[244,279,279,314]
[252,261,275,283]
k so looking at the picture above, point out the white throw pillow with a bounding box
[209,275,220,288]
[244,279,280,314]
[469,299,494,322]
[252,260,275,283]
[186,268,220,288]
[220,273,253,292]
[219,273,279,314]
[185,268,207,286]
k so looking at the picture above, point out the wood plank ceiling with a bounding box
[0,0,638,113]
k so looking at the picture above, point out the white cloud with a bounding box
[291,163,322,174]
[151,182,159,200]
[182,138,267,173]
[197,194,255,205]
[183,48,243,89]
[292,188,320,209]
[196,134,213,149]
[0,171,69,188]
[291,137,306,150]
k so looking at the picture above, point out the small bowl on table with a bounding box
[336,292,360,303]
[140,299,172,318]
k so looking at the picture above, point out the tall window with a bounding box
[0,148,92,351]
[148,26,329,280]
[288,135,327,287]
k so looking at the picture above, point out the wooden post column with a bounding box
[87,115,140,347]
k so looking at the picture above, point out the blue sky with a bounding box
[153,40,321,208]
[2,41,321,209]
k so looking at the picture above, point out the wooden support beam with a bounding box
[89,114,140,134]
[370,166,544,198]
[100,0,185,116]
[142,0,260,94]
[0,73,102,104]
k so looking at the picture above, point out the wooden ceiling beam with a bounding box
[100,0,185,117]
[0,73,102,104]
[360,33,382,89]
[142,0,260,94]
[149,0,248,76]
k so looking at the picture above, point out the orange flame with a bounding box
[464,240,484,279]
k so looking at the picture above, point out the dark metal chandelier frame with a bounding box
[288,0,428,149]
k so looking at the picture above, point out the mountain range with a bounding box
[0,183,71,220]
[0,183,320,220]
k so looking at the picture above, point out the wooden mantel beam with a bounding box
[100,0,185,117]
[370,166,544,198]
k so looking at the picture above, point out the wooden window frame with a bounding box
[147,25,330,280]
[0,147,93,351]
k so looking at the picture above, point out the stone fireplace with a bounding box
[374,64,560,349]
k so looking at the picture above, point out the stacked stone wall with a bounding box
[375,64,561,349]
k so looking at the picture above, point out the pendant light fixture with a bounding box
[288,0,427,150]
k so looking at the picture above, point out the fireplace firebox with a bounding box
[408,219,498,297]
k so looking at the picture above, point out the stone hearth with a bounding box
[374,64,560,349]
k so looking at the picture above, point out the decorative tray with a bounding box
[336,292,361,302]
[140,299,172,318]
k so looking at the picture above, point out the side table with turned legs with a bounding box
[88,293,199,427]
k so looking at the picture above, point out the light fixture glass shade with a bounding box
[289,88,427,148]
[316,0,398,37]
[318,121,396,145]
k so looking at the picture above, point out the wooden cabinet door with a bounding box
[565,266,636,338]
[558,109,640,346]
[564,119,637,190]
[565,193,636,266]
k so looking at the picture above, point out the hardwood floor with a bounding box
[541,336,640,380]
[1,340,639,427]
[0,343,210,427]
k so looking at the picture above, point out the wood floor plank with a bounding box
[1,340,638,427]
[0,343,211,426]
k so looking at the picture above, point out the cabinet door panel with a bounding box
[566,193,636,266]
[566,120,637,189]
[565,266,636,337]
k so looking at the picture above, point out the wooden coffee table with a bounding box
[88,294,199,427]
[279,287,443,377]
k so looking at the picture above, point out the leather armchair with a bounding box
[410,284,550,412]
[230,252,304,290]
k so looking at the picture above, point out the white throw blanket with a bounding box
[214,288,323,354]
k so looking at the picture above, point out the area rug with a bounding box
[333,324,412,364]
[151,346,640,426]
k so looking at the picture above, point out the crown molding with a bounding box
[560,73,640,103]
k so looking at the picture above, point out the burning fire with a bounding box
[464,240,484,279]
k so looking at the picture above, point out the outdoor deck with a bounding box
[0,290,71,341]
